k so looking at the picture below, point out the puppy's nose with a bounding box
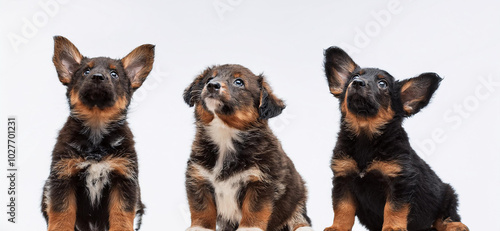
[352,79,366,87]
[207,82,221,93]
[91,73,106,81]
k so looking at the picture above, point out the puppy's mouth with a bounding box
[79,86,117,109]
[346,93,379,117]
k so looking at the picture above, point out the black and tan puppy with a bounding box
[183,64,313,231]
[322,47,468,231]
[41,36,154,231]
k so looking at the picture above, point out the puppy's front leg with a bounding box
[324,176,356,231]
[46,179,77,231]
[108,179,137,231]
[186,166,217,231]
[382,200,410,231]
[237,184,273,231]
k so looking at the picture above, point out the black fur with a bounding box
[323,46,468,231]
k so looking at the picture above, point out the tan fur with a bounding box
[325,193,356,231]
[121,44,155,89]
[54,155,134,180]
[47,189,77,231]
[330,62,356,96]
[382,202,410,231]
[186,165,217,230]
[53,37,83,84]
[331,157,359,177]
[70,89,128,127]
[54,157,86,179]
[403,96,425,114]
[239,189,273,230]
[187,195,217,230]
[108,188,135,231]
[433,218,469,231]
[105,156,135,178]
[342,95,395,138]
[196,104,215,124]
[218,106,259,130]
[366,160,402,178]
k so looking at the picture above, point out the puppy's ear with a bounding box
[53,36,83,85]
[183,68,210,107]
[121,44,155,90]
[397,72,442,116]
[324,46,359,97]
[259,78,286,119]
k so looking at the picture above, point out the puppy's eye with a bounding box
[110,70,118,79]
[378,80,388,89]
[234,79,244,87]
[83,69,90,76]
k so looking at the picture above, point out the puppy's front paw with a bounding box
[236,228,263,231]
[382,227,407,231]
[445,222,469,231]
[324,226,350,231]
[186,226,214,231]
[295,227,314,231]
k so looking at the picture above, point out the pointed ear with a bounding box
[398,72,442,116]
[324,46,359,97]
[259,78,286,119]
[183,68,211,107]
[53,36,83,85]
[121,44,155,90]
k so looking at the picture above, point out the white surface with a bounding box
[1,0,499,230]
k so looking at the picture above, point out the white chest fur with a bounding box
[196,117,263,223]
[77,160,113,207]
[193,164,263,223]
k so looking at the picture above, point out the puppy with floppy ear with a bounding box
[183,64,313,231]
[323,47,468,231]
[41,36,154,231]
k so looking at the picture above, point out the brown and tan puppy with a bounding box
[183,64,313,231]
[41,36,154,231]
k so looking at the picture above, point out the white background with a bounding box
[1,0,499,230]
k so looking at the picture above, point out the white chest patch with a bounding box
[196,118,263,223]
[77,160,113,207]
[194,164,263,223]
[206,116,242,173]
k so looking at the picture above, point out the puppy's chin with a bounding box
[203,97,223,113]
[79,89,116,109]
[346,94,379,117]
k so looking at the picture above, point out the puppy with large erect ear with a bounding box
[322,46,468,231]
[41,36,154,231]
[183,64,313,231]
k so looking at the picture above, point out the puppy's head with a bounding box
[183,64,285,129]
[53,36,154,123]
[324,46,441,137]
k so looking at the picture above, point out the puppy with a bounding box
[183,64,313,231]
[322,47,469,231]
[41,36,154,231]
